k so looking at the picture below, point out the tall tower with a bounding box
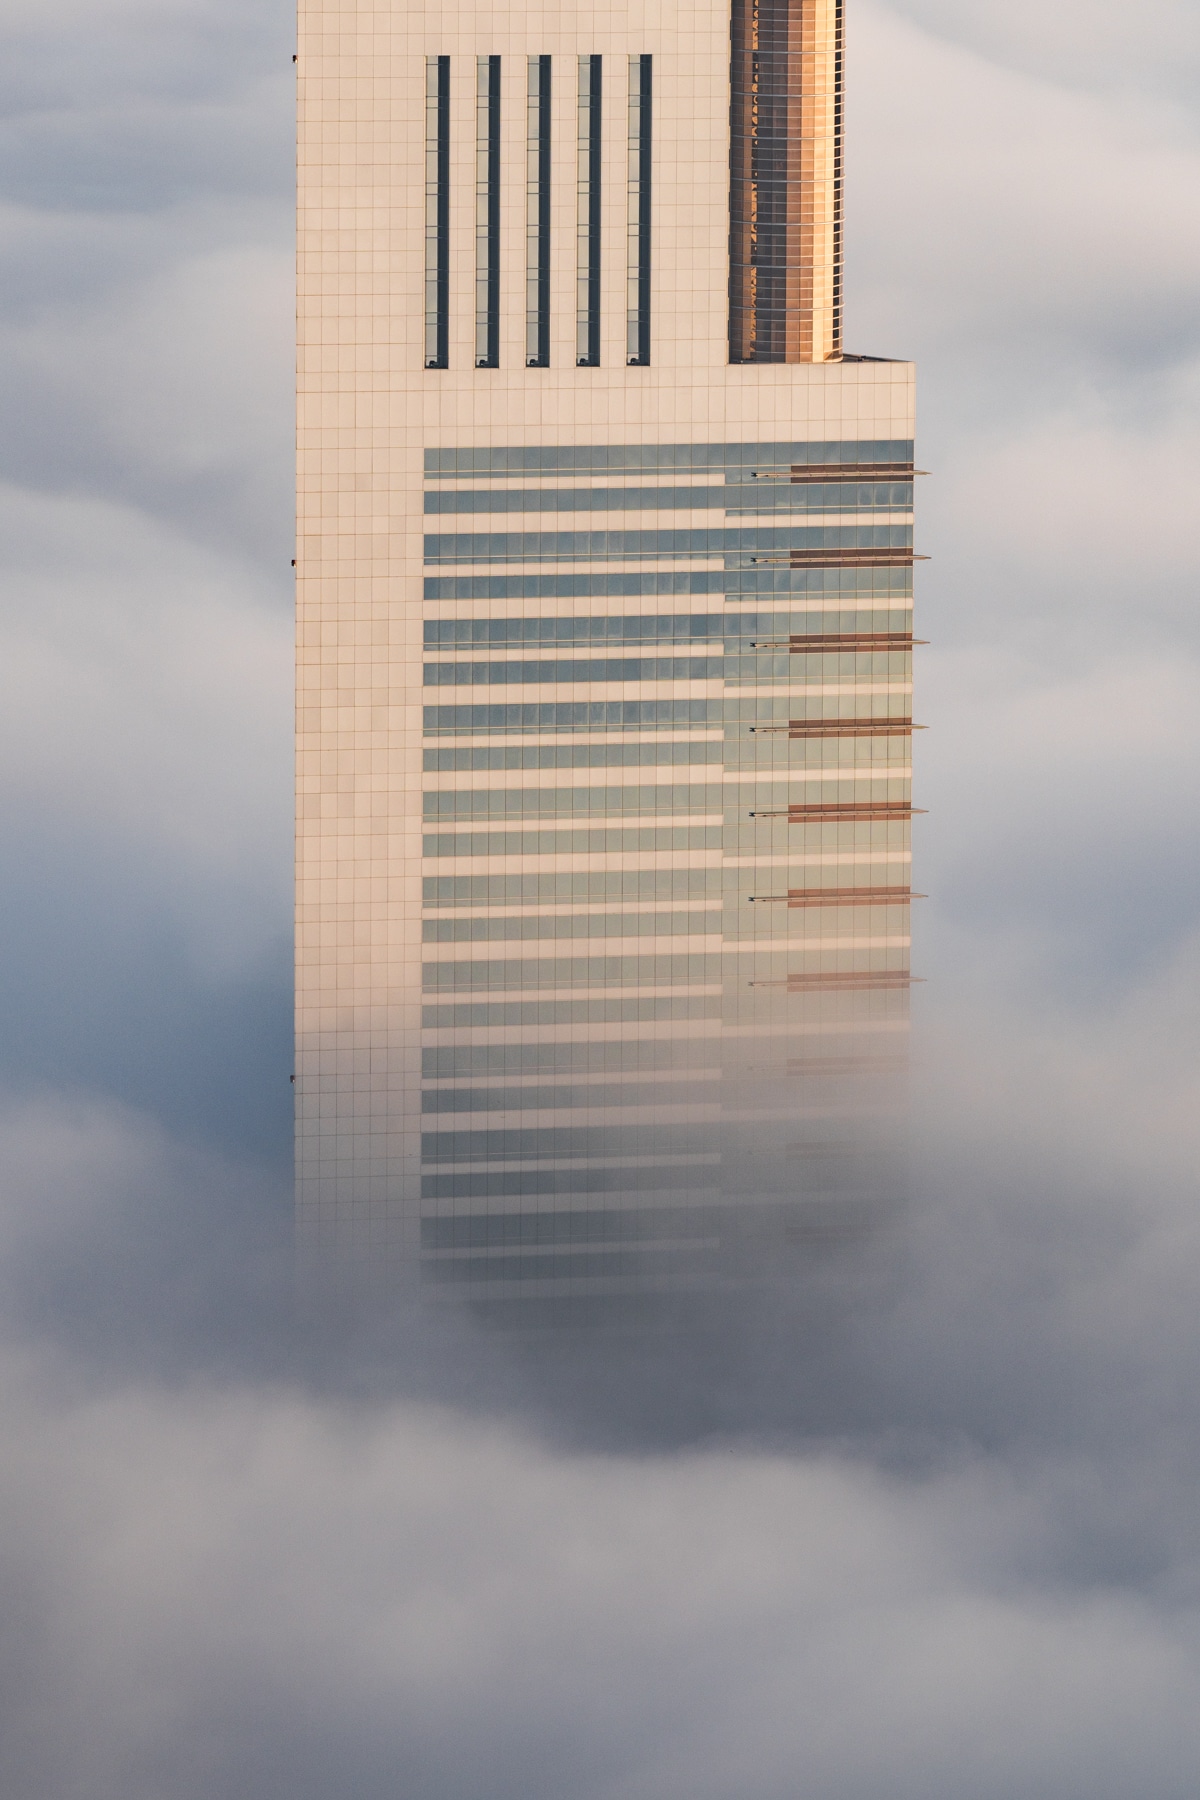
[296,0,918,1322]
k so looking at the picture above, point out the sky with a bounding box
[2,0,1200,1794]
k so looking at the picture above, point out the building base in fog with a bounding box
[296,0,920,1320]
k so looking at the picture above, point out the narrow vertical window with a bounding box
[424,56,450,370]
[526,56,551,368]
[576,55,602,367]
[475,57,501,368]
[626,55,652,366]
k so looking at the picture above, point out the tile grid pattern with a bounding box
[296,1,916,1315]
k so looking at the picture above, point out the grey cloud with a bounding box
[0,217,294,560]
[0,478,291,1147]
[849,5,1200,381]
[882,0,1200,103]
[0,483,290,878]
[2,1275,1200,1800]
[0,0,1199,1792]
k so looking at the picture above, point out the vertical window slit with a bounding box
[475,57,501,368]
[526,56,551,368]
[576,55,602,367]
[424,55,450,370]
[626,55,652,366]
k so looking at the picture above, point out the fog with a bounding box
[1,0,1199,1792]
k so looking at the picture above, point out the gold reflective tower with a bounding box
[729,0,843,363]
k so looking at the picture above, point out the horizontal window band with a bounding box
[422,951,912,994]
[420,1248,720,1285]
[423,681,911,705]
[416,1204,726,1247]
[417,937,906,975]
[420,1164,717,1200]
[424,897,725,921]
[422,957,723,1000]
[425,571,912,601]
[424,657,724,685]
[424,843,911,868]
[424,912,726,945]
[423,743,726,771]
[424,987,729,1012]
[422,1122,734,1162]
[420,1072,904,1117]
[423,482,912,516]
[421,1081,712,1115]
[425,701,722,734]
[424,782,744,818]
[424,655,914,684]
[420,1036,908,1080]
[424,525,913,566]
[422,1139,894,1175]
[419,1020,910,1052]
[423,745,913,774]
[423,827,725,857]
[421,869,801,908]
[421,1198,888,1251]
[422,782,914,821]
[424,441,914,478]
[423,617,915,650]
[421,997,725,1031]
[424,700,921,736]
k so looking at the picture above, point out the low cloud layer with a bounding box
[1,0,1199,1793]
[5,1364,1200,1800]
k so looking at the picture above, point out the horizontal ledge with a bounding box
[746,465,927,482]
[748,552,928,568]
[749,635,927,651]
[751,720,925,736]
[750,973,924,990]
[749,887,925,907]
[750,805,925,820]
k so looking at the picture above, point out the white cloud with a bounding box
[0,480,290,971]
[883,0,1200,101]
[0,0,1198,1791]
[2,1361,1200,1800]
[849,5,1200,367]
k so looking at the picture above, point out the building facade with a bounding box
[296,0,919,1320]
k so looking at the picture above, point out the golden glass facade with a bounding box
[729,0,843,364]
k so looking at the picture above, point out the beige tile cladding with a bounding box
[296,0,915,1275]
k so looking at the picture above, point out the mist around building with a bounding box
[2,0,1200,1795]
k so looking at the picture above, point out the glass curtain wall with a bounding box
[418,442,919,1324]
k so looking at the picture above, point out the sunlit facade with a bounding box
[296,0,918,1320]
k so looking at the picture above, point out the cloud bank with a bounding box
[1,0,1199,1793]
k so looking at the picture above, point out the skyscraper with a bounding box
[296,0,919,1321]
